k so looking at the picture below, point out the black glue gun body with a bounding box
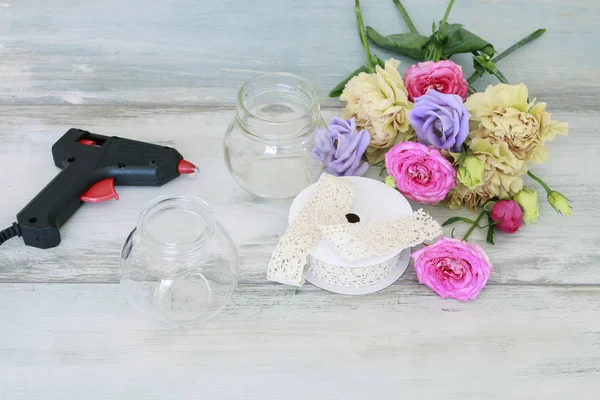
[16,128,197,249]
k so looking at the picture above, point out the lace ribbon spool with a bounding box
[286,176,421,295]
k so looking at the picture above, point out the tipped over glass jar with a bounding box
[224,72,325,200]
[119,195,239,328]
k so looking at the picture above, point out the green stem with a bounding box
[433,46,443,62]
[466,74,479,85]
[393,0,419,34]
[462,208,486,242]
[527,171,552,194]
[355,0,374,71]
[493,28,546,63]
[466,28,546,84]
[487,63,510,84]
[442,0,455,23]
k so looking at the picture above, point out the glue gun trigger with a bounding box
[80,178,119,203]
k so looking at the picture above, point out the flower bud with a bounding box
[490,200,523,233]
[456,156,485,190]
[384,175,396,188]
[513,188,539,224]
[547,191,572,216]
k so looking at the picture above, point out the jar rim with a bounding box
[136,194,216,254]
[237,72,320,127]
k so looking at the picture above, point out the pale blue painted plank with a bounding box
[0,0,598,107]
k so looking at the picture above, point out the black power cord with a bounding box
[0,222,21,246]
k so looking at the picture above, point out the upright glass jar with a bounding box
[224,72,326,199]
[119,195,239,328]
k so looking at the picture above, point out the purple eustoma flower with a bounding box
[313,117,370,177]
[408,88,471,152]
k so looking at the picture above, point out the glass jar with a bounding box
[119,195,239,328]
[224,72,326,199]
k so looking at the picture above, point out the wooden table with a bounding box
[1,1,599,398]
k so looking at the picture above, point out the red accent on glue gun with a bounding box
[80,178,119,203]
[79,139,97,146]
[177,160,198,175]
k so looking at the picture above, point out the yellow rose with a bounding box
[340,58,413,164]
[466,83,568,164]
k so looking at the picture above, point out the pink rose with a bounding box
[412,238,493,301]
[385,142,455,203]
[404,60,469,102]
[490,200,523,233]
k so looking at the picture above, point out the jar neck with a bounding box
[236,72,322,142]
[136,195,216,255]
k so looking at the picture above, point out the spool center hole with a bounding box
[345,213,360,223]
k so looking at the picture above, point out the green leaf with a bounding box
[492,28,546,64]
[366,26,428,60]
[486,215,495,245]
[466,29,545,87]
[472,54,510,84]
[372,54,385,68]
[437,22,464,41]
[442,27,495,57]
[329,65,369,98]
[472,56,487,75]
[484,61,510,84]
[442,216,476,227]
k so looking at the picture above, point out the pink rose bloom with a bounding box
[490,200,523,233]
[412,237,493,301]
[385,142,455,203]
[404,60,469,102]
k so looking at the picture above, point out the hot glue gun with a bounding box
[0,128,198,249]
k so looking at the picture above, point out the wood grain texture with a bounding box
[1,283,600,399]
[0,0,598,109]
[1,0,599,398]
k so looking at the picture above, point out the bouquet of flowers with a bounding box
[313,0,570,301]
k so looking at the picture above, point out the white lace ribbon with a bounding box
[267,174,442,286]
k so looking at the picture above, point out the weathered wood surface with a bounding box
[0,0,599,398]
[2,283,600,399]
[0,0,598,109]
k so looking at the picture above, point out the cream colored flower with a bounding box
[468,137,528,199]
[340,58,413,164]
[364,126,416,165]
[466,83,568,164]
[445,182,490,212]
[446,137,528,211]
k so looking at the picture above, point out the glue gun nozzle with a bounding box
[177,159,199,176]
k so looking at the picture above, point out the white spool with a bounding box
[289,176,414,295]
